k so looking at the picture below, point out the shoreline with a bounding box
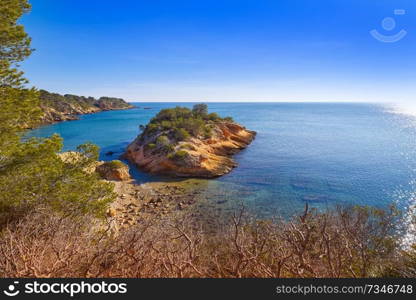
[107,178,208,230]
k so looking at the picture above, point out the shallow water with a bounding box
[28,102,416,219]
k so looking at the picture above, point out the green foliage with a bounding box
[179,143,196,151]
[153,106,192,122]
[174,128,190,141]
[39,90,95,111]
[207,112,221,121]
[38,89,132,120]
[0,1,116,224]
[192,103,208,117]
[104,160,125,169]
[174,150,189,158]
[96,96,131,109]
[146,143,156,150]
[142,104,231,143]
[146,123,159,134]
[0,136,115,221]
[378,245,416,278]
[164,144,175,153]
[170,150,189,161]
[155,135,174,153]
[0,0,32,88]
[203,126,213,139]
[0,86,40,138]
[0,0,41,135]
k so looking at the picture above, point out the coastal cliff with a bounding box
[124,104,256,178]
[39,90,134,124]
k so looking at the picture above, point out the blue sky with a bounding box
[21,0,415,102]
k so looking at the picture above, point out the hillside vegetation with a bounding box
[0,0,116,227]
[142,104,234,141]
[39,89,133,124]
[1,204,415,278]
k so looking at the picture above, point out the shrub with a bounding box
[167,150,189,160]
[160,120,172,130]
[172,150,189,161]
[0,136,116,223]
[203,127,213,139]
[144,105,230,141]
[174,128,190,141]
[96,160,130,181]
[175,150,188,157]
[192,103,208,117]
[105,160,124,169]
[183,118,205,136]
[180,143,196,151]
[207,112,221,121]
[162,144,174,153]
[0,0,116,224]
[146,123,159,134]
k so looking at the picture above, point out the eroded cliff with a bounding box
[39,90,134,124]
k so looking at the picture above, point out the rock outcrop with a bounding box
[125,120,256,178]
[39,90,134,125]
[96,160,131,181]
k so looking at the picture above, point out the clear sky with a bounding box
[21,0,415,102]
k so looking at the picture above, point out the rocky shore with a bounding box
[93,159,206,230]
[109,179,206,228]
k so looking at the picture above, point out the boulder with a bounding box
[124,122,256,178]
[96,160,131,181]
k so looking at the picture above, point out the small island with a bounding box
[124,104,256,178]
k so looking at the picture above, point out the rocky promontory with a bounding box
[124,104,256,178]
[39,90,134,124]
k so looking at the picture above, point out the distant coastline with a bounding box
[38,89,135,126]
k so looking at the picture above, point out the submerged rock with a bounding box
[217,200,228,204]
[301,194,330,203]
[290,178,313,190]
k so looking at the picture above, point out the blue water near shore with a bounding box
[27,103,416,218]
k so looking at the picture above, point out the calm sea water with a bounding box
[28,103,416,218]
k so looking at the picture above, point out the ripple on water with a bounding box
[27,102,416,219]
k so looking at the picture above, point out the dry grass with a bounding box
[0,204,414,278]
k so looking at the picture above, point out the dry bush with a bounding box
[0,204,412,278]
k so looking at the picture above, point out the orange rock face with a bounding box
[96,161,131,181]
[124,122,256,178]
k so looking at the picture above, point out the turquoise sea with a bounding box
[28,103,416,219]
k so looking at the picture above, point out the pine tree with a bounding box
[0,0,115,223]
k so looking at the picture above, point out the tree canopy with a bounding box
[0,0,115,224]
[144,104,234,142]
